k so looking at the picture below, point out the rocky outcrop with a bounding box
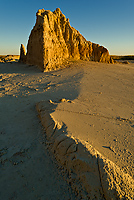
[19,44,26,63]
[0,55,19,63]
[20,8,114,71]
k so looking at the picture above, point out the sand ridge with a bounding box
[36,100,134,199]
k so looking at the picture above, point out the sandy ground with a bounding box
[0,62,77,200]
[52,61,134,178]
[0,60,134,199]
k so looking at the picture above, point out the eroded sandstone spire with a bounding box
[20,8,114,71]
[19,44,26,63]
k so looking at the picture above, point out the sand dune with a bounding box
[0,60,134,199]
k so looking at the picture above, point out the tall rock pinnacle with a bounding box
[19,44,26,63]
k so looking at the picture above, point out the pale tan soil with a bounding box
[52,61,134,178]
[36,100,134,199]
[0,62,77,200]
[0,60,134,199]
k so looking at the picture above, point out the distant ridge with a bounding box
[111,55,134,60]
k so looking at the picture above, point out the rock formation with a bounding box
[20,8,114,71]
[19,44,26,63]
[0,55,19,63]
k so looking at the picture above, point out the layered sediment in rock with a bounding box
[20,8,114,71]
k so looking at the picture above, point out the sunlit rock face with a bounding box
[20,8,113,71]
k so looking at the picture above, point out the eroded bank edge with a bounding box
[36,100,134,200]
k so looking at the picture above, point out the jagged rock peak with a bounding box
[20,8,114,71]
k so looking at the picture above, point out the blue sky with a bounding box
[0,0,133,55]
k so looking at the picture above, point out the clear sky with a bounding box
[0,0,133,55]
